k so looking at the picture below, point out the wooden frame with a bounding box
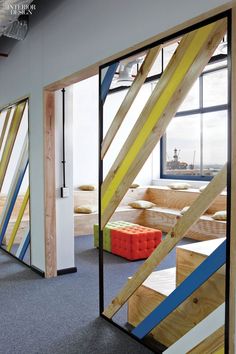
[40,2,236,353]
[44,91,57,278]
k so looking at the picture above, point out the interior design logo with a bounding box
[7,3,36,15]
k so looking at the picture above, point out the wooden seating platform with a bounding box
[74,186,227,240]
[128,237,225,349]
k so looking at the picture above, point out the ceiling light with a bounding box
[117,57,143,83]
[4,15,28,40]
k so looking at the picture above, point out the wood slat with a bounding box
[101,19,227,229]
[128,266,225,346]
[188,326,224,354]
[163,304,225,354]
[140,207,226,241]
[0,100,27,192]
[16,229,30,260]
[0,135,28,244]
[101,46,161,158]
[132,240,226,338]
[7,187,29,252]
[146,186,226,214]
[103,164,227,318]
[0,108,11,151]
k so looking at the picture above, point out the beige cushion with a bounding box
[168,183,191,190]
[74,205,97,214]
[78,184,96,191]
[212,210,227,221]
[180,206,190,215]
[199,185,207,192]
[129,200,155,209]
[130,183,140,189]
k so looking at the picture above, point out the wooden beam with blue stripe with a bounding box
[103,164,226,319]
[132,241,226,339]
[0,135,28,245]
[7,187,29,252]
[16,229,30,260]
[101,62,119,103]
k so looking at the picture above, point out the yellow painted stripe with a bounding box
[214,348,224,354]
[0,101,26,191]
[102,23,215,213]
[7,187,29,252]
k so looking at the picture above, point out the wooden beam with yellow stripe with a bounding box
[7,187,29,252]
[0,100,27,192]
[0,108,12,152]
[103,164,227,318]
[101,19,226,229]
[101,46,162,159]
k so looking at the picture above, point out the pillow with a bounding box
[74,205,97,214]
[212,210,227,221]
[168,183,191,190]
[180,206,190,215]
[130,183,140,189]
[78,184,96,191]
[199,185,207,192]
[129,200,155,209]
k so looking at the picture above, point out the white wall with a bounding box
[73,77,155,188]
[55,87,75,271]
[73,76,99,188]
[0,0,229,272]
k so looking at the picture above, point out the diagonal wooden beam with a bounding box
[0,108,11,152]
[163,306,224,354]
[101,46,161,159]
[0,100,27,192]
[132,240,226,338]
[103,164,227,318]
[16,230,30,260]
[101,19,227,230]
[6,187,29,252]
[0,135,28,245]
[188,327,224,354]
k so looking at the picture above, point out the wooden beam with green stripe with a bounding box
[0,100,27,192]
[103,163,227,318]
[101,19,226,229]
[7,187,29,252]
[101,46,162,159]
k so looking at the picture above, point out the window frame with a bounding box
[160,58,228,181]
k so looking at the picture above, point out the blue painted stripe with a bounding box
[101,62,119,103]
[132,240,226,339]
[0,160,28,244]
[18,231,30,260]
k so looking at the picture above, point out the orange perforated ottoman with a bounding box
[111,225,162,260]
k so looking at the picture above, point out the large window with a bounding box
[161,59,228,180]
[107,38,228,181]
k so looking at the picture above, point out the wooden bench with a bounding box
[73,186,227,240]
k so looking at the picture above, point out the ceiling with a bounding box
[0,0,33,37]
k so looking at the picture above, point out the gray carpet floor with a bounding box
[0,235,193,354]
